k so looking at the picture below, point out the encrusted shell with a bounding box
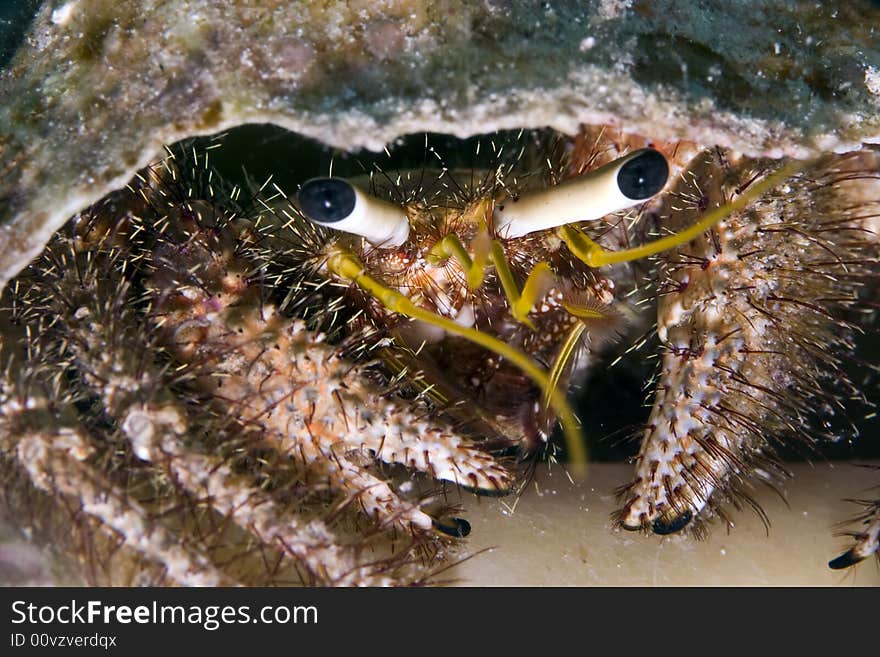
[2,1,880,290]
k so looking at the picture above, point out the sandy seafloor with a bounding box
[448,462,880,586]
[3,462,877,587]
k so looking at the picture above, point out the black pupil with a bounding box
[298,178,356,223]
[616,149,669,200]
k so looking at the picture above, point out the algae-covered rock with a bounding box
[1,0,879,291]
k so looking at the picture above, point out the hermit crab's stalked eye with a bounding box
[493,148,669,239]
[298,178,410,247]
[616,148,669,200]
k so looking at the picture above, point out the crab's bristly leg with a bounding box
[25,432,239,587]
[69,315,393,583]
[340,401,514,495]
[149,242,437,536]
[2,142,515,585]
[149,222,513,540]
[617,149,879,535]
[295,439,436,533]
[23,228,407,585]
[0,245,248,585]
[327,248,587,472]
[561,159,805,268]
[829,497,880,569]
[282,311,512,494]
[1,419,236,586]
[120,403,396,585]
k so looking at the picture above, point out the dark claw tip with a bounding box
[460,484,511,498]
[434,517,471,538]
[828,549,864,570]
[652,510,693,535]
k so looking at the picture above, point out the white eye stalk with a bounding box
[493,148,669,239]
[298,178,410,248]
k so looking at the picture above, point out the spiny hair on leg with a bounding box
[0,142,517,585]
[829,465,880,570]
[616,148,879,545]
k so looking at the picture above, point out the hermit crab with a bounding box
[0,124,877,586]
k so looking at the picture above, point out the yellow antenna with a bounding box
[327,248,588,473]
